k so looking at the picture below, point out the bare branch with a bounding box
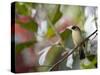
[48,29,97,71]
[91,32,97,40]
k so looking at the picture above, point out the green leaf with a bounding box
[15,2,33,16]
[50,5,62,24]
[60,29,71,41]
[16,3,28,16]
[38,45,64,71]
[44,4,62,24]
[87,55,96,61]
[45,27,55,38]
[21,20,38,32]
[16,40,36,53]
[45,45,63,64]
[60,29,74,48]
[81,56,97,69]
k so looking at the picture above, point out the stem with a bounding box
[48,29,97,71]
[43,5,67,51]
[48,19,66,50]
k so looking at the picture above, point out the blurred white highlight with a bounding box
[66,50,73,68]
[39,46,51,65]
[37,20,48,42]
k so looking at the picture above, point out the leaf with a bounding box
[50,5,62,24]
[16,2,32,16]
[44,4,62,24]
[45,27,55,38]
[60,29,71,41]
[87,55,96,61]
[60,29,74,49]
[16,40,36,53]
[21,20,38,32]
[15,2,40,17]
[81,56,97,69]
[38,45,64,71]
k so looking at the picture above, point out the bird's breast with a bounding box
[72,31,83,47]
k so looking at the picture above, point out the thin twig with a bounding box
[91,32,97,40]
[48,29,97,71]
[32,65,52,67]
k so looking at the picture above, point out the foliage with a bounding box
[16,40,36,53]
[14,2,97,72]
[21,20,38,32]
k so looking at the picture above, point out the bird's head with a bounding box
[67,25,81,32]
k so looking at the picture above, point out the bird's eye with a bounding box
[72,26,77,30]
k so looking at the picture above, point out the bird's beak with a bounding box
[66,25,72,30]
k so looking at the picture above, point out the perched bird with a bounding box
[67,25,85,60]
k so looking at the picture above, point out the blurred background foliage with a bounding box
[14,2,97,73]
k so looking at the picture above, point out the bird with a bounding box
[67,25,85,60]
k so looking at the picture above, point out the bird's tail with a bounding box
[79,49,85,60]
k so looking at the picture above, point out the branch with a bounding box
[48,29,97,71]
[91,32,97,40]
